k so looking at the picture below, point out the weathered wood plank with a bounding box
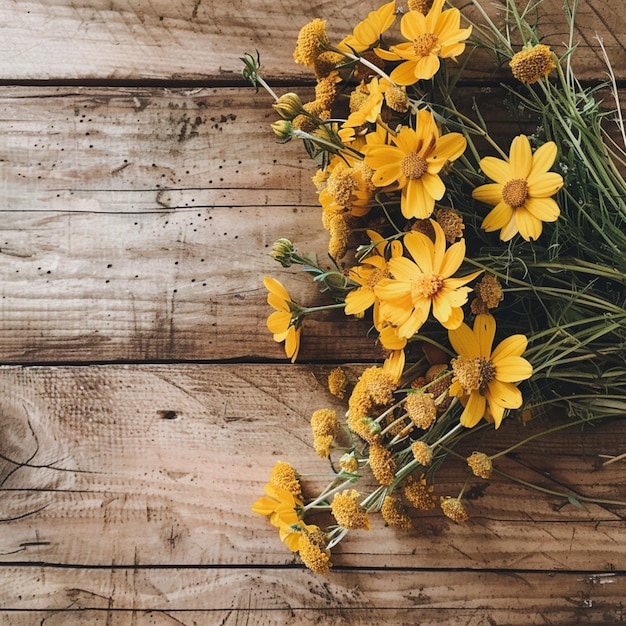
[0,568,624,624]
[1,86,624,363]
[0,365,624,572]
[0,1,624,82]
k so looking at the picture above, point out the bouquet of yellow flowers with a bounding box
[244,0,626,574]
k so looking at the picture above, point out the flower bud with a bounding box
[270,238,296,267]
[271,119,294,143]
[272,92,304,120]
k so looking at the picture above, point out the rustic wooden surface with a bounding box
[1,1,625,624]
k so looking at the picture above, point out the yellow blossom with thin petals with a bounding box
[364,109,467,219]
[375,220,481,338]
[448,313,533,429]
[338,0,397,54]
[376,0,471,85]
[264,276,302,362]
[473,135,563,241]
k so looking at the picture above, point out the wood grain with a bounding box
[0,1,624,82]
[0,364,624,572]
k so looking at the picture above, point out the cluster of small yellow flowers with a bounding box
[510,44,557,84]
[327,213,351,259]
[368,442,397,486]
[293,19,330,67]
[384,84,409,113]
[467,451,493,479]
[299,526,332,574]
[435,207,465,243]
[270,461,303,500]
[331,489,371,530]
[328,367,348,399]
[408,0,434,13]
[315,71,341,111]
[411,440,434,466]
[440,496,469,523]
[381,495,412,530]
[347,366,397,443]
[450,356,483,393]
[405,392,437,429]
[311,408,340,458]
[314,51,345,80]
[349,82,370,116]
[403,474,436,510]
[471,274,503,314]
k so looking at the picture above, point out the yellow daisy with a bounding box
[448,313,533,429]
[375,220,481,337]
[344,234,403,329]
[338,0,397,54]
[473,134,563,241]
[364,109,466,219]
[264,276,302,362]
[376,0,472,85]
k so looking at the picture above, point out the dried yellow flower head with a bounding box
[435,207,465,243]
[404,474,435,510]
[311,409,339,438]
[369,442,397,486]
[467,451,493,479]
[328,367,348,399]
[314,51,345,79]
[510,44,557,84]
[270,461,303,500]
[384,84,409,113]
[411,440,434,466]
[440,496,469,523]
[331,489,371,530]
[408,0,434,13]
[293,19,330,67]
[299,526,332,574]
[405,392,437,429]
[315,71,341,110]
[381,495,412,530]
[476,274,503,310]
[359,366,398,406]
[327,213,351,259]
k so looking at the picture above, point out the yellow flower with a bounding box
[331,489,371,530]
[344,234,402,329]
[264,276,302,362]
[342,77,388,128]
[381,495,412,530]
[448,313,533,429]
[510,44,557,84]
[473,135,563,241]
[293,19,330,67]
[375,220,481,338]
[298,525,332,574]
[252,482,302,530]
[364,109,466,219]
[376,0,471,85]
[338,0,397,54]
[440,496,468,522]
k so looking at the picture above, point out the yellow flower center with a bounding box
[326,168,359,206]
[366,267,391,288]
[509,44,557,84]
[452,356,496,393]
[413,32,439,57]
[411,273,444,299]
[502,178,529,208]
[401,152,429,180]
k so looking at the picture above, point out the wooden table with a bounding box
[0,1,625,623]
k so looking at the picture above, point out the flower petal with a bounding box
[481,202,513,232]
[494,356,533,382]
[404,231,434,273]
[472,182,503,206]
[479,156,512,184]
[528,141,557,180]
[524,196,560,222]
[459,391,486,428]
[449,321,480,358]
[473,313,496,357]
[345,286,375,315]
[491,334,528,362]
[486,379,522,409]
[527,171,563,198]
[515,207,543,241]
[509,135,533,179]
